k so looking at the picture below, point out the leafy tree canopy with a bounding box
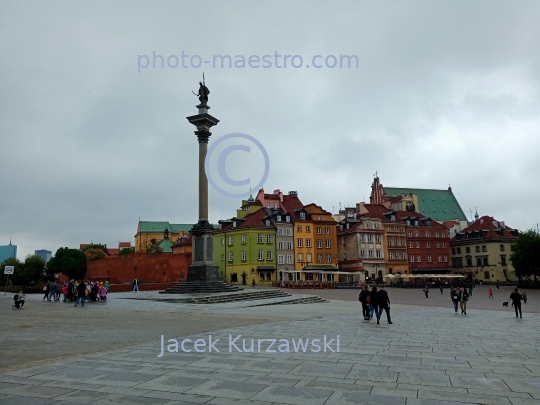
[47,247,87,280]
[82,243,109,255]
[0,257,25,286]
[119,247,135,256]
[510,229,540,281]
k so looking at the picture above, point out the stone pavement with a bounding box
[1,290,540,405]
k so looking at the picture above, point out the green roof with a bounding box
[157,238,174,253]
[139,221,193,233]
[383,187,467,222]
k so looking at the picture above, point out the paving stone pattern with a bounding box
[1,290,540,405]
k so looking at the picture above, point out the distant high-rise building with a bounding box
[35,249,52,264]
[0,240,17,263]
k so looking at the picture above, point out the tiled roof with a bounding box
[360,205,448,229]
[282,194,304,220]
[108,248,120,256]
[452,215,518,242]
[157,238,174,253]
[173,234,192,247]
[119,242,132,247]
[238,209,275,229]
[383,187,467,221]
[138,221,193,233]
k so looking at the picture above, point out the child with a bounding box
[522,291,527,304]
[488,288,493,299]
[12,291,25,309]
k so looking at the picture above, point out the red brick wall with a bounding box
[85,253,191,283]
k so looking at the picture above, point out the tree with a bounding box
[119,247,135,256]
[510,229,540,282]
[21,255,46,286]
[0,257,25,286]
[47,247,87,280]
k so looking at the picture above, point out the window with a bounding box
[297,239,303,247]
[286,229,292,236]
[287,255,294,264]
[442,243,446,248]
[501,255,507,266]
[368,250,374,258]
[437,256,442,262]
[266,234,272,243]
[417,255,421,262]
[221,253,225,261]
[443,256,448,262]
[426,242,430,248]
[306,239,312,247]
[377,250,382,258]
[466,258,472,266]
[241,234,246,244]
[476,257,482,266]
[409,255,414,262]
[297,253,303,262]
[241,250,247,261]
[317,227,322,234]
[326,254,332,263]
[436,243,440,249]
[415,242,420,248]
[475,246,480,253]
[306,253,312,262]
[322,216,325,220]
[317,254,323,263]
[387,237,392,246]
[317,240,323,248]
[427,255,432,262]
[400,238,405,246]
[425,232,430,237]
[228,252,233,262]
[267,250,272,260]
[326,240,331,248]
[285,216,290,222]
[402,252,406,260]
[435,232,439,238]
[500,244,505,251]
[267,203,271,208]
[414,232,419,237]
[483,257,489,266]
[299,212,305,220]
[368,234,373,242]
[325,227,330,234]
[277,241,284,249]
[400,227,404,232]
[228,236,233,246]
[466,247,470,253]
[457,247,461,254]
[265,220,271,227]
[277,229,283,236]
[257,250,263,261]
[407,232,412,237]
[277,215,281,222]
[359,234,365,242]
[360,250,366,258]
[286,241,293,250]
[257,234,263,243]
[394,226,397,232]
[274,203,278,209]
[408,242,413,248]
[306,226,311,232]
[375,235,381,243]
[482,245,487,252]
[297,226,302,232]
[221,238,224,245]
[389,252,394,260]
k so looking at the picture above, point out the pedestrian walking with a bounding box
[358,284,370,321]
[510,288,523,319]
[460,287,469,315]
[42,281,50,301]
[468,285,473,297]
[74,281,87,307]
[99,283,107,301]
[132,278,139,292]
[440,285,444,294]
[377,285,392,325]
[488,288,493,299]
[495,282,500,291]
[104,280,110,291]
[252,279,256,288]
[522,291,527,304]
[369,286,380,324]
[423,286,429,298]
[450,287,459,314]
[62,283,68,302]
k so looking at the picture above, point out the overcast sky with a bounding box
[1,1,539,259]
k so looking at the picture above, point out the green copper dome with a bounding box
[247,194,254,202]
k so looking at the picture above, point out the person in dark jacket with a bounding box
[369,286,379,324]
[460,287,470,315]
[510,288,523,319]
[74,281,87,307]
[450,287,460,314]
[358,284,370,321]
[377,286,392,325]
[423,286,429,298]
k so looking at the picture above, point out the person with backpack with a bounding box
[450,287,460,314]
[12,291,25,309]
[358,284,370,321]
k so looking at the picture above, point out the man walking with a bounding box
[74,281,87,307]
[510,288,523,319]
[377,285,392,325]
[440,285,444,294]
[132,278,139,292]
[359,284,370,321]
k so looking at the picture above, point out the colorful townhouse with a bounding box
[450,215,519,282]
[215,209,277,285]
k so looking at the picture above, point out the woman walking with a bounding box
[369,286,380,324]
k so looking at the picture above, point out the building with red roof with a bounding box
[451,215,519,282]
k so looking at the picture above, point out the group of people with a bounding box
[42,279,109,305]
[358,285,392,325]
[450,286,470,314]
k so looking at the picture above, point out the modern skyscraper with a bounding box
[0,240,17,263]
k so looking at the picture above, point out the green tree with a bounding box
[82,243,109,255]
[510,229,540,282]
[21,255,46,286]
[0,257,25,286]
[47,247,87,280]
[119,247,135,256]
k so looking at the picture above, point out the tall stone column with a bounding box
[186,102,220,282]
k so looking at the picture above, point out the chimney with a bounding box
[288,191,298,196]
